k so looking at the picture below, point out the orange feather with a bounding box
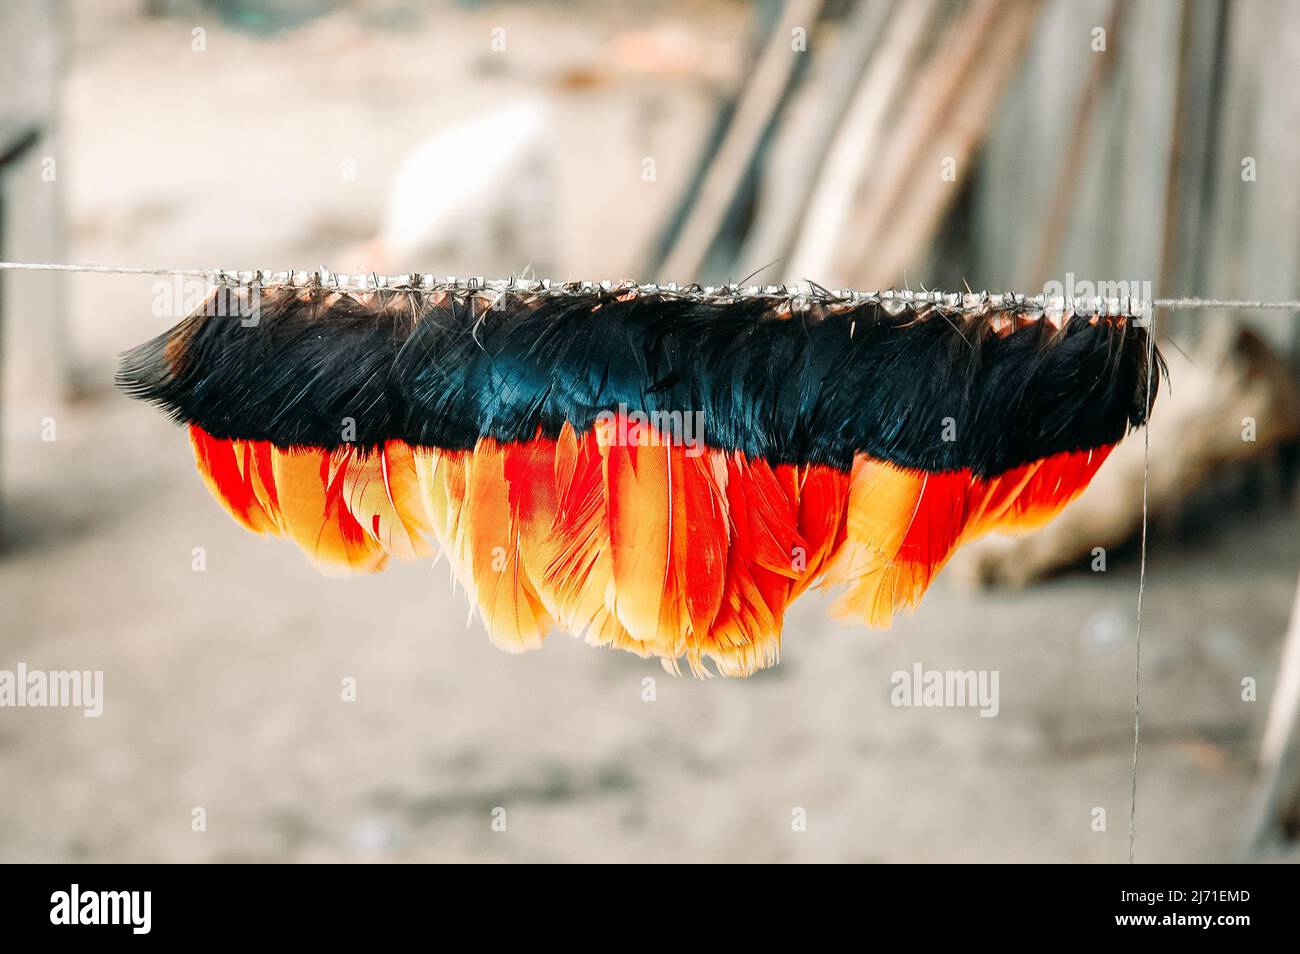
[185,423,1122,674]
[189,427,278,534]
[460,440,552,652]
[269,446,388,574]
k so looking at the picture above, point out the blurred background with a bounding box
[1,0,1299,862]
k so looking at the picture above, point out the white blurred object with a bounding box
[358,98,558,276]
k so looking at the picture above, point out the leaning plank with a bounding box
[1245,570,1300,854]
[659,0,826,282]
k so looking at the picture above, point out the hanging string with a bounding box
[1129,310,1156,865]
[2,261,1300,312]
[0,261,210,279]
[1150,297,1300,311]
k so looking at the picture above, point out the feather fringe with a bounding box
[132,286,1159,675]
[189,419,1112,676]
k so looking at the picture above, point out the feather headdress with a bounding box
[118,279,1158,675]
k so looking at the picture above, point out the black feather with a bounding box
[116,285,1159,478]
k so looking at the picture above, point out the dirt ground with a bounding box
[1,1,1297,863]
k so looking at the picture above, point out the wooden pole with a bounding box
[658,0,825,282]
[1244,570,1300,854]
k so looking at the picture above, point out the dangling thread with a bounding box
[1129,310,1156,864]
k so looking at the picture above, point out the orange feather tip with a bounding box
[187,418,1114,676]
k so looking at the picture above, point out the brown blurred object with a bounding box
[1246,568,1300,858]
[658,0,825,281]
[794,0,1042,288]
[653,0,1045,288]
